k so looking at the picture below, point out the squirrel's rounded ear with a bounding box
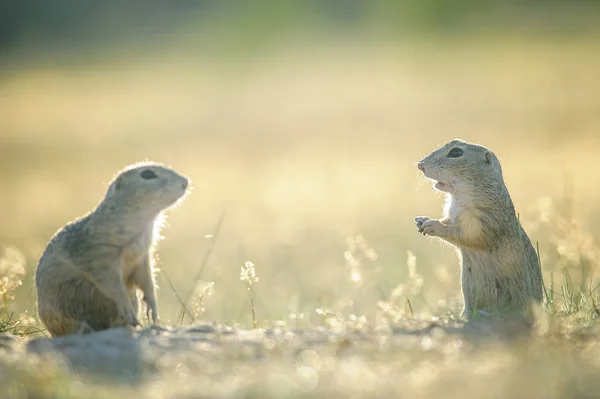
[484,151,494,165]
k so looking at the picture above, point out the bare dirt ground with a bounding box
[2,314,600,399]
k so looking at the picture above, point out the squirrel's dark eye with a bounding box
[447,148,464,158]
[140,170,158,180]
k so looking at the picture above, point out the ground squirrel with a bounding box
[35,161,190,337]
[414,139,543,318]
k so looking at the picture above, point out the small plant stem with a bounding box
[249,286,257,329]
[550,271,555,307]
[405,295,414,317]
[2,292,7,320]
[161,267,194,325]
[178,210,226,323]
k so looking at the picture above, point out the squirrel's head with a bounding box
[105,161,190,216]
[417,139,503,194]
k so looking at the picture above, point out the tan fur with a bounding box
[415,139,543,318]
[35,161,190,337]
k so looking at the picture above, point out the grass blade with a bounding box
[178,210,226,323]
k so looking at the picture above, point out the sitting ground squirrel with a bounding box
[35,161,190,337]
[414,139,543,318]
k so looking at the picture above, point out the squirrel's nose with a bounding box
[417,163,425,172]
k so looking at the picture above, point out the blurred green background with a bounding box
[1,1,599,328]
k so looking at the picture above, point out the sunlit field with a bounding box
[1,3,600,397]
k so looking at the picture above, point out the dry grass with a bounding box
[1,35,600,398]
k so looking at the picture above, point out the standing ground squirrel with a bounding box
[414,139,543,318]
[35,161,190,337]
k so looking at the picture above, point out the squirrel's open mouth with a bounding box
[434,181,448,192]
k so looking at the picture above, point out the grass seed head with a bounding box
[241,261,259,287]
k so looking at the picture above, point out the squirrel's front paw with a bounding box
[414,216,430,232]
[419,219,442,236]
